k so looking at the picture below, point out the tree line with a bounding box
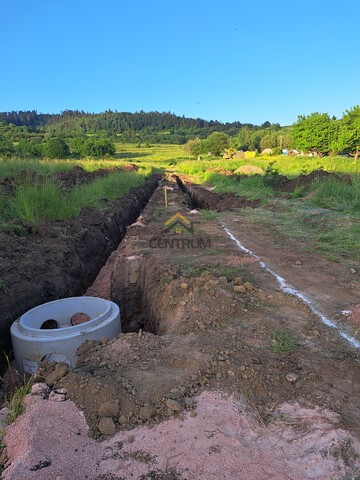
[1,106,360,159]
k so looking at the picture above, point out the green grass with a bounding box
[311,176,360,213]
[5,379,33,423]
[175,155,360,179]
[0,170,149,225]
[199,209,218,220]
[268,330,297,352]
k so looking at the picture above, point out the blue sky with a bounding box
[0,0,359,125]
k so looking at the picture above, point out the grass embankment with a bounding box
[0,170,150,227]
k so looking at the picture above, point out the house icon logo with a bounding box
[165,213,194,234]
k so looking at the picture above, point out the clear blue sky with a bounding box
[0,0,359,125]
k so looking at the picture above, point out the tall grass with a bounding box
[175,155,360,179]
[204,172,274,200]
[1,171,147,225]
[311,177,360,213]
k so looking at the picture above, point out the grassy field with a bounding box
[0,145,359,259]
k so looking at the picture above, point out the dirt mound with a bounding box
[0,175,161,366]
[122,163,139,171]
[205,167,234,177]
[176,177,260,211]
[234,165,265,175]
[275,169,351,192]
[111,255,254,335]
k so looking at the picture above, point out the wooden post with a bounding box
[164,188,168,208]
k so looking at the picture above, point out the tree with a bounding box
[203,132,229,155]
[16,139,43,157]
[45,138,70,159]
[82,138,115,158]
[0,139,15,157]
[71,137,86,157]
[338,106,360,161]
[291,113,336,155]
[183,138,202,159]
[260,134,275,150]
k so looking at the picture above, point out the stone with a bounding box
[127,435,135,443]
[184,397,196,408]
[166,399,181,412]
[45,363,69,386]
[285,373,298,383]
[98,401,119,418]
[350,268,357,274]
[234,277,243,285]
[31,383,50,398]
[49,391,66,402]
[138,405,154,421]
[118,414,127,425]
[228,370,235,377]
[98,417,116,435]
[180,283,188,290]
[55,388,67,395]
[0,407,10,423]
[243,282,254,291]
[71,312,91,326]
[233,285,246,294]
[295,260,302,265]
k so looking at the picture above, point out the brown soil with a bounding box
[0,175,160,367]
[176,176,260,211]
[2,178,360,479]
[275,169,352,192]
[28,180,360,446]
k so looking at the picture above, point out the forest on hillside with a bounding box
[0,107,359,159]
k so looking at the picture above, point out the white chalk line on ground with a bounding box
[222,225,360,349]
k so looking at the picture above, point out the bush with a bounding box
[45,138,70,159]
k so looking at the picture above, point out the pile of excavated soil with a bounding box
[205,167,235,177]
[234,165,265,175]
[275,169,351,192]
[3,390,360,479]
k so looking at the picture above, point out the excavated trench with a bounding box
[0,174,161,373]
[4,178,360,479]
[175,175,261,211]
[109,177,261,336]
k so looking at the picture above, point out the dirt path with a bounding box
[2,179,360,480]
[220,210,360,334]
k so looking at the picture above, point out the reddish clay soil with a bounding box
[3,391,360,480]
[1,179,360,479]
